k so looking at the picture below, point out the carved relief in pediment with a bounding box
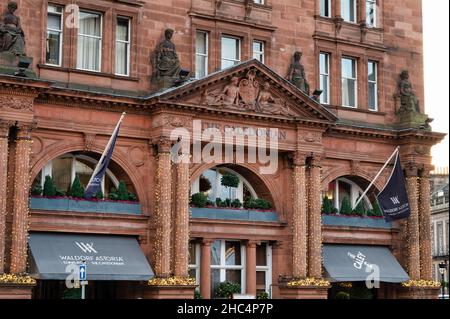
[198,70,297,117]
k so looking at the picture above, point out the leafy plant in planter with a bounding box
[231,199,242,208]
[95,190,104,200]
[371,200,383,217]
[215,281,241,299]
[108,187,119,200]
[257,292,269,299]
[128,192,137,202]
[244,198,272,210]
[117,180,129,201]
[199,175,212,193]
[335,291,350,299]
[340,196,352,215]
[43,175,56,197]
[352,200,365,217]
[191,192,208,207]
[31,184,43,196]
[194,290,202,299]
[221,173,240,206]
[55,189,66,197]
[69,175,85,198]
[322,196,333,214]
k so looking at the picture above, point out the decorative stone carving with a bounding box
[298,131,322,143]
[84,133,96,152]
[287,51,310,95]
[151,29,190,90]
[244,0,253,18]
[395,70,431,130]
[152,114,192,129]
[397,71,420,114]
[201,71,297,116]
[0,95,33,110]
[129,146,145,167]
[0,2,25,56]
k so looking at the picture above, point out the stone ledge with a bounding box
[395,285,440,299]
[0,283,35,299]
[142,285,197,299]
[278,285,330,299]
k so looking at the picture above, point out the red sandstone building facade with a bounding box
[0,0,445,299]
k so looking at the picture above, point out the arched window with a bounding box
[33,153,120,197]
[191,168,258,203]
[324,177,372,211]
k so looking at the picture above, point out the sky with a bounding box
[423,0,449,169]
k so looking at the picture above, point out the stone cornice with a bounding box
[0,75,52,96]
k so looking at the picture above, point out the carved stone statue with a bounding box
[287,51,310,95]
[397,70,420,114]
[151,28,189,89]
[211,76,240,107]
[0,2,25,56]
[257,82,295,116]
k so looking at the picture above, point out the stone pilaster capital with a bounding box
[419,164,434,178]
[245,240,259,248]
[309,153,322,168]
[405,162,419,178]
[292,152,308,166]
[201,238,214,246]
[0,120,14,137]
[155,136,173,153]
[16,122,37,140]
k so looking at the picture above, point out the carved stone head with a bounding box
[293,51,303,62]
[165,28,174,40]
[7,1,18,13]
[400,70,409,80]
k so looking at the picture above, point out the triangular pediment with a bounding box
[151,59,338,123]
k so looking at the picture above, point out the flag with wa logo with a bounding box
[376,152,411,221]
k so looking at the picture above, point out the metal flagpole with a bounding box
[353,146,400,209]
[86,112,126,187]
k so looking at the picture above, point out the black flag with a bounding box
[376,153,411,221]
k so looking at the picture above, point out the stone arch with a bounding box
[322,166,384,192]
[190,162,283,216]
[30,140,148,208]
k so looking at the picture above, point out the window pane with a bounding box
[116,42,128,75]
[366,0,376,27]
[342,0,356,22]
[221,37,239,61]
[189,243,197,265]
[46,31,61,65]
[188,268,196,279]
[342,58,355,78]
[342,79,356,106]
[256,271,266,294]
[48,14,61,30]
[221,59,236,69]
[211,269,221,297]
[77,36,101,70]
[211,240,221,265]
[320,75,329,104]
[338,180,352,209]
[52,158,72,192]
[368,82,377,110]
[196,32,207,55]
[320,0,330,17]
[116,18,129,42]
[48,4,63,14]
[256,243,267,266]
[79,12,101,37]
[225,270,241,287]
[320,53,328,74]
[225,241,241,266]
[368,62,376,81]
[75,160,94,188]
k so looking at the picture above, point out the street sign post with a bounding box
[79,262,87,299]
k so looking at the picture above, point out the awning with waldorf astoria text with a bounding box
[322,244,409,283]
[28,232,154,281]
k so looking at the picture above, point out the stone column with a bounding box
[10,125,33,274]
[154,138,172,277]
[358,0,366,24]
[200,239,212,299]
[246,241,257,296]
[308,155,323,278]
[405,164,420,280]
[292,152,308,278]
[173,146,190,277]
[419,166,433,280]
[0,121,11,274]
[334,0,342,17]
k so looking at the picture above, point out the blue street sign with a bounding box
[79,264,87,281]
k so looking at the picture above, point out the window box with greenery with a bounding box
[30,176,141,215]
[215,281,241,299]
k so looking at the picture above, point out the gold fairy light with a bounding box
[148,276,196,286]
[287,277,330,288]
